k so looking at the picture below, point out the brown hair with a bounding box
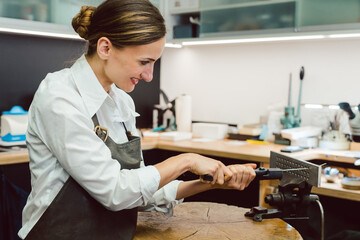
[72,0,166,56]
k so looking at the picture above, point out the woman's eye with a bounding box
[140,61,149,65]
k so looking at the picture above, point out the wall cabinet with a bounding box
[1,0,360,40]
[163,0,360,40]
[0,0,104,25]
[0,0,104,36]
[199,0,295,38]
[296,0,360,30]
[0,0,160,37]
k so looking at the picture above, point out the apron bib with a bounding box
[26,115,141,240]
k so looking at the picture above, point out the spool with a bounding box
[341,177,360,190]
[175,95,192,132]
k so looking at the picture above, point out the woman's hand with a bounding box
[184,153,233,185]
[154,153,232,189]
[214,163,257,191]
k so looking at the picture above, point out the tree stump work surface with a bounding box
[134,202,302,240]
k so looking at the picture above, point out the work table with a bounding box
[1,137,359,202]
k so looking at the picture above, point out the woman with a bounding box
[19,0,256,239]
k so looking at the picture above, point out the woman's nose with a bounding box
[141,66,153,82]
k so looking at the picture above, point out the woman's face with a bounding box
[103,37,166,93]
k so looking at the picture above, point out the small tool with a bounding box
[200,167,308,182]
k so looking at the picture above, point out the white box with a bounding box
[192,123,228,140]
[281,126,322,140]
[159,131,192,141]
[238,127,262,136]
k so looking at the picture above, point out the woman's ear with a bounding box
[97,37,112,60]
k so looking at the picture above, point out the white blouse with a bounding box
[18,55,182,239]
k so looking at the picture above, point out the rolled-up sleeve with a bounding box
[139,179,183,217]
[136,165,161,205]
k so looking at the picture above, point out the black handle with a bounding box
[200,168,284,182]
[254,167,283,180]
[339,102,355,120]
[199,174,214,182]
[300,66,305,81]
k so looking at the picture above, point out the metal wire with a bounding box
[315,199,325,240]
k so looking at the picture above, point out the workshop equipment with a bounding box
[339,102,360,142]
[0,106,28,146]
[339,102,355,120]
[280,66,304,129]
[199,152,325,239]
[245,151,324,240]
[319,105,351,150]
[152,90,176,131]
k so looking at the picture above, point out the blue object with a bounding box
[1,106,28,142]
[2,106,28,115]
[258,125,268,141]
[153,126,165,132]
[1,133,26,142]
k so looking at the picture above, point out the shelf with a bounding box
[312,175,360,202]
[200,0,295,12]
[169,8,200,15]
[199,27,294,38]
[0,17,82,40]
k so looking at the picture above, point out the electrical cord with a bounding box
[315,199,325,240]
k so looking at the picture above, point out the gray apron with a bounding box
[25,115,141,240]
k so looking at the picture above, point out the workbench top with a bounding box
[135,202,302,240]
[1,137,359,201]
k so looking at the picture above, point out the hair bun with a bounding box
[72,6,96,40]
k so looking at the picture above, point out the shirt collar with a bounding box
[108,84,140,122]
[71,55,107,117]
[71,55,139,121]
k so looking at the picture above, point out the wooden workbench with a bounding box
[1,137,359,202]
[135,202,302,240]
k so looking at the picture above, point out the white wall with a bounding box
[160,38,360,125]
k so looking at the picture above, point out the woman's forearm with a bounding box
[154,154,191,189]
[154,153,233,190]
[176,180,214,200]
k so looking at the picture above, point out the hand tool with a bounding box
[200,167,308,182]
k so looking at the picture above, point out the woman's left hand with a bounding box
[214,163,257,191]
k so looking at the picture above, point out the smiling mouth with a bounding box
[131,78,140,85]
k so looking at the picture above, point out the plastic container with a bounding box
[1,106,28,144]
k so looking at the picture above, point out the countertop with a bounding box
[0,137,286,165]
[1,137,359,201]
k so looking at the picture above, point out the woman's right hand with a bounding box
[182,153,233,185]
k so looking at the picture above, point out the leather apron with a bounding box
[26,115,141,240]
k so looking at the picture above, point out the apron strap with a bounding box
[92,114,132,142]
[92,115,108,142]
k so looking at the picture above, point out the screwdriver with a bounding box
[200,167,309,182]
